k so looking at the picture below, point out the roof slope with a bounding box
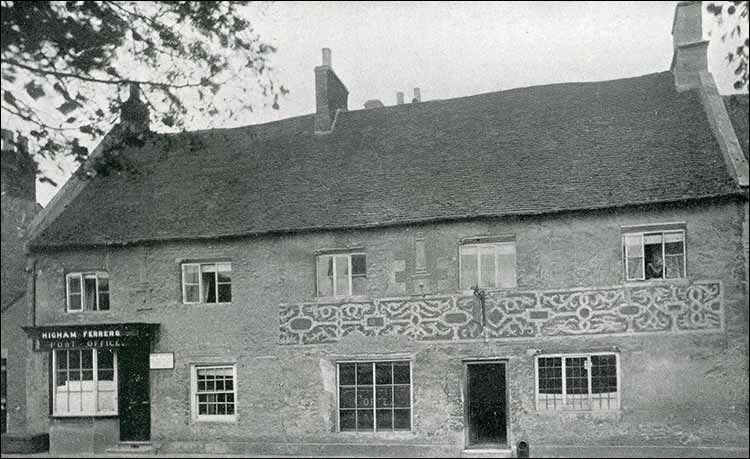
[30,71,741,248]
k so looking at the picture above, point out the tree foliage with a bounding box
[1,1,286,184]
[707,0,749,91]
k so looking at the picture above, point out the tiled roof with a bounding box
[723,94,749,161]
[30,71,742,248]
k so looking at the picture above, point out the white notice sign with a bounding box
[149,352,174,370]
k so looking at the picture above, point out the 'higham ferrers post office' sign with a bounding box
[23,323,160,351]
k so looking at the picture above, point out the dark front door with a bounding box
[467,362,507,447]
[119,346,150,441]
[1,357,7,434]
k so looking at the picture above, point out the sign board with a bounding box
[23,323,159,352]
[149,352,174,370]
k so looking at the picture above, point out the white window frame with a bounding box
[622,228,686,282]
[458,240,517,290]
[51,349,118,417]
[335,360,413,433]
[190,364,238,423]
[181,262,232,304]
[316,252,367,298]
[534,352,620,412]
[65,272,110,312]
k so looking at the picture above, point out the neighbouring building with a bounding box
[19,2,749,457]
[1,129,45,452]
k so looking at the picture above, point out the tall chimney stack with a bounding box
[412,87,421,103]
[671,1,709,91]
[120,82,150,132]
[1,129,36,203]
[314,48,348,132]
[396,92,404,105]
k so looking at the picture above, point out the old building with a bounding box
[20,2,749,457]
[1,130,45,452]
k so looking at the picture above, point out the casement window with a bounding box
[52,349,117,416]
[337,361,412,432]
[182,262,232,304]
[622,227,686,281]
[459,239,516,289]
[66,272,110,312]
[316,252,367,297]
[536,353,619,411]
[191,365,237,421]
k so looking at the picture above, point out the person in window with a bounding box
[646,253,663,279]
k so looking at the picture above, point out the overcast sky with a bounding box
[33,1,746,206]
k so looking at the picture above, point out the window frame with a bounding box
[315,251,367,298]
[336,360,413,433]
[534,352,620,412]
[622,227,686,282]
[51,348,118,417]
[65,272,110,312]
[190,364,238,423]
[458,238,517,290]
[181,262,232,305]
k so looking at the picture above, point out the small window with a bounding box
[53,349,117,416]
[623,229,685,281]
[182,262,232,304]
[338,361,412,432]
[317,252,367,297]
[459,240,516,289]
[536,353,619,411]
[66,272,110,312]
[191,365,237,421]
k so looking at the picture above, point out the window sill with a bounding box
[50,413,118,418]
[65,310,114,314]
[193,415,238,423]
[315,295,370,304]
[337,429,414,436]
[534,408,622,417]
[182,302,233,306]
[623,278,689,288]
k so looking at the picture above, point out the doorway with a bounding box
[465,361,508,448]
[118,345,150,441]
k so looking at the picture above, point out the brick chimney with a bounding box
[671,1,709,91]
[314,48,348,132]
[412,87,421,103]
[120,82,150,132]
[1,129,36,203]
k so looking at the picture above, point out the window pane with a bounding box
[356,387,373,408]
[98,276,109,292]
[565,357,589,395]
[200,264,217,273]
[84,277,97,311]
[627,257,644,280]
[480,252,495,288]
[357,409,374,431]
[98,349,114,370]
[644,240,664,279]
[185,285,200,303]
[98,292,110,310]
[202,271,217,303]
[56,350,68,370]
[340,388,356,409]
[393,364,410,384]
[624,234,643,256]
[340,410,356,430]
[81,349,93,369]
[591,355,618,394]
[394,409,411,429]
[184,264,199,283]
[538,357,562,394]
[317,256,334,297]
[356,363,373,385]
[218,284,232,303]
[497,252,516,289]
[375,363,392,385]
[665,255,684,279]
[335,255,349,296]
[394,386,410,407]
[352,276,367,296]
[376,409,393,430]
[351,254,366,276]
[217,270,231,284]
[68,293,82,311]
[460,253,478,289]
[339,364,356,385]
[643,233,663,245]
[376,387,393,408]
[98,370,114,381]
[69,350,81,370]
[68,275,81,293]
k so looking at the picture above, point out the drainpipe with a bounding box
[472,286,488,341]
[26,258,36,327]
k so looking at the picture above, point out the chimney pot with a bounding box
[396,92,404,105]
[322,48,332,67]
[413,87,421,103]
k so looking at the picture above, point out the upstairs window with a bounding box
[623,227,685,281]
[459,238,516,290]
[317,252,367,297]
[66,272,109,312]
[182,262,232,304]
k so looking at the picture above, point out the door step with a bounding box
[461,448,513,458]
[105,441,156,455]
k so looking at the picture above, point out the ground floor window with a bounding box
[536,353,619,411]
[52,349,117,416]
[191,365,237,421]
[337,361,412,432]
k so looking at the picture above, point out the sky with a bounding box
[28,1,748,206]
